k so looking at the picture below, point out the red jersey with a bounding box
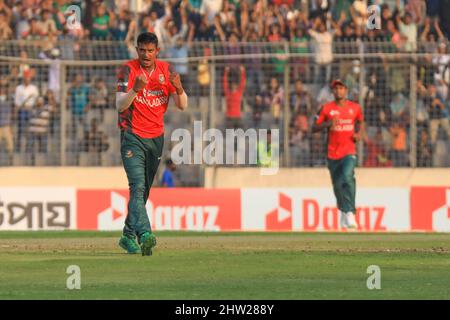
[117,59,176,138]
[315,100,364,160]
[223,68,246,118]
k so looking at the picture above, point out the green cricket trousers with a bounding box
[327,155,357,214]
[120,130,164,239]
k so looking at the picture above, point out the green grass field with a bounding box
[0,231,449,300]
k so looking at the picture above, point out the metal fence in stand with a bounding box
[0,41,449,185]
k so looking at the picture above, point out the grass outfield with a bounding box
[0,231,449,300]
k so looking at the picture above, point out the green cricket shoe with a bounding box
[139,232,157,256]
[119,235,141,254]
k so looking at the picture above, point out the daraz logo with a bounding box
[77,190,221,231]
[265,193,292,231]
[410,187,450,232]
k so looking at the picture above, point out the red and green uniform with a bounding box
[117,59,176,239]
[315,100,363,213]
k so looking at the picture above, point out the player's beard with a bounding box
[139,56,155,70]
[334,95,345,103]
[140,58,152,68]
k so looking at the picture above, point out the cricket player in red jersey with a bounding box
[116,32,188,255]
[312,79,365,229]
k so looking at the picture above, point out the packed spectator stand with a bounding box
[0,0,449,185]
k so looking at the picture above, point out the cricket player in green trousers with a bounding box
[115,32,188,255]
[312,80,365,230]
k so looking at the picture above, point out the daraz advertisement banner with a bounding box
[240,186,450,232]
[76,189,241,231]
[74,187,450,232]
[0,187,449,232]
[410,187,450,232]
[240,188,410,232]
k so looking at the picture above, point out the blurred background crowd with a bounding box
[0,0,449,185]
[0,0,448,43]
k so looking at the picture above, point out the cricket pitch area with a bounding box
[0,231,449,299]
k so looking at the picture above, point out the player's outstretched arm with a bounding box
[170,72,188,111]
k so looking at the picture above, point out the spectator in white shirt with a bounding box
[14,71,39,152]
[39,47,61,103]
[350,0,368,28]
[27,96,51,154]
[39,9,58,37]
[433,42,450,85]
[308,17,334,84]
[200,0,223,25]
[398,12,417,52]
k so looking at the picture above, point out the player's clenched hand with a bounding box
[169,72,182,90]
[330,117,339,130]
[133,74,148,93]
[353,132,361,142]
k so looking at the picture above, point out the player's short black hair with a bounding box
[165,159,173,166]
[137,32,159,47]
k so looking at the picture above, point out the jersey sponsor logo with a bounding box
[331,118,354,132]
[330,110,340,116]
[143,89,164,97]
[135,95,169,108]
[332,124,355,132]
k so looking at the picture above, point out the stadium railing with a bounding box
[0,40,449,186]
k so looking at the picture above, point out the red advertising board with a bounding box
[410,187,450,232]
[77,188,241,231]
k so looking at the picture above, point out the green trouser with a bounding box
[327,155,357,213]
[120,131,164,239]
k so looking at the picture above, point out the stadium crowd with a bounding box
[0,0,449,43]
[0,0,449,170]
